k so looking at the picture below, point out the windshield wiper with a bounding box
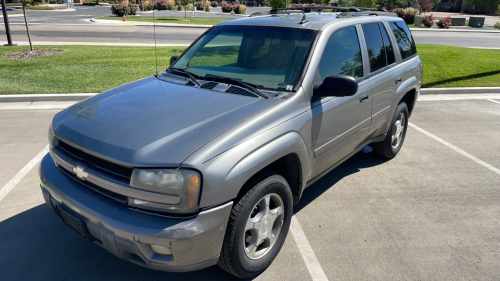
[203,76,268,99]
[170,68,201,87]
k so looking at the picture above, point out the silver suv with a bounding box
[39,10,422,278]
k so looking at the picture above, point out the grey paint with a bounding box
[39,14,422,271]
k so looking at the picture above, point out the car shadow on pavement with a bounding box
[0,204,246,280]
[293,148,389,214]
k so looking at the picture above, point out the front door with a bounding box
[310,26,372,180]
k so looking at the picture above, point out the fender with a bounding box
[194,131,311,208]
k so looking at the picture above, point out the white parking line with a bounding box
[0,145,49,203]
[487,99,500,105]
[409,123,500,177]
[290,216,329,281]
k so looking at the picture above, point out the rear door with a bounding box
[360,22,405,138]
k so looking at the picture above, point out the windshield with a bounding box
[170,25,317,92]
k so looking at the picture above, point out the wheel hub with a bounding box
[243,193,284,260]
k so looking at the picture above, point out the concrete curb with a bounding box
[420,87,500,95]
[90,18,213,28]
[410,28,500,33]
[0,94,97,103]
[2,88,500,102]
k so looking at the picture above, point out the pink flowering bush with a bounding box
[421,14,435,28]
[111,2,138,16]
[437,17,452,29]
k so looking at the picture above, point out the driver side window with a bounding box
[317,26,364,83]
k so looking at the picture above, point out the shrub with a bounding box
[221,1,232,12]
[111,2,138,16]
[495,22,500,29]
[233,3,246,13]
[338,0,355,6]
[436,17,452,28]
[403,7,419,24]
[392,8,405,18]
[186,3,193,9]
[210,0,217,6]
[194,0,205,9]
[421,14,435,27]
[269,0,285,9]
[141,0,154,11]
[156,0,169,10]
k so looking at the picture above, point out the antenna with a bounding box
[153,6,159,77]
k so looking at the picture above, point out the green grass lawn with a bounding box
[0,46,184,94]
[1,44,500,94]
[96,16,232,25]
[417,44,500,88]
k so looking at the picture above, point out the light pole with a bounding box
[1,0,16,46]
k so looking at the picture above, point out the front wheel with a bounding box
[218,171,293,278]
[372,102,409,159]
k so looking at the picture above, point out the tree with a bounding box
[418,0,434,13]
[21,0,33,52]
[338,0,355,6]
[177,0,193,19]
[355,0,375,7]
[376,0,406,9]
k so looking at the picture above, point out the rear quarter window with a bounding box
[388,21,417,60]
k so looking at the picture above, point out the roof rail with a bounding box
[269,6,361,14]
[249,12,263,17]
[336,11,397,17]
[269,6,387,14]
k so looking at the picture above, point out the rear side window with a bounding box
[317,26,363,80]
[388,21,417,60]
[379,23,396,65]
[362,23,387,73]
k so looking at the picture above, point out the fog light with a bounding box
[151,244,172,256]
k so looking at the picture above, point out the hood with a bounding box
[52,77,280,166]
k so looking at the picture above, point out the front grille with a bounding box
[57,140,133,183]
[225,86,259,98]
[59,166,128,204]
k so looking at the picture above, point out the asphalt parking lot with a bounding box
[1,95,499,280]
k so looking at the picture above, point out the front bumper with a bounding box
[39,153,232,272]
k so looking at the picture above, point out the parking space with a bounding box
[0,97,499,280]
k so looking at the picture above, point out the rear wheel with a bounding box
[218,171,293,278]
[373,102,409,159]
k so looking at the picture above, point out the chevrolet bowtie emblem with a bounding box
[72,163,88,180]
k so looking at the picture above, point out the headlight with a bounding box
[129,169,201,213]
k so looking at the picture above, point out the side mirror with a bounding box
[314,75,358,97]
[170,55,179,66]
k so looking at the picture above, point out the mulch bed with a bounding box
[5,49,62,59]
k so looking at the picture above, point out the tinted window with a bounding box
[379,23,396,65]
[317,27,363,81]
[362,23,387,73]
[389,21,417,60]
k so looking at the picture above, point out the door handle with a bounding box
[359,94,369,103]
[395,78,402,84]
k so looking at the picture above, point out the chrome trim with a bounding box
[50,149,182,205]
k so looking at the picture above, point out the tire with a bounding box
[373,102,409,159]
[218,171,293,278]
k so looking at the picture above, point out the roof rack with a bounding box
[336,11,397,17]
[269,6,387,14]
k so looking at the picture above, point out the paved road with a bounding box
[2,23,500,47]
[1,94,500,280]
